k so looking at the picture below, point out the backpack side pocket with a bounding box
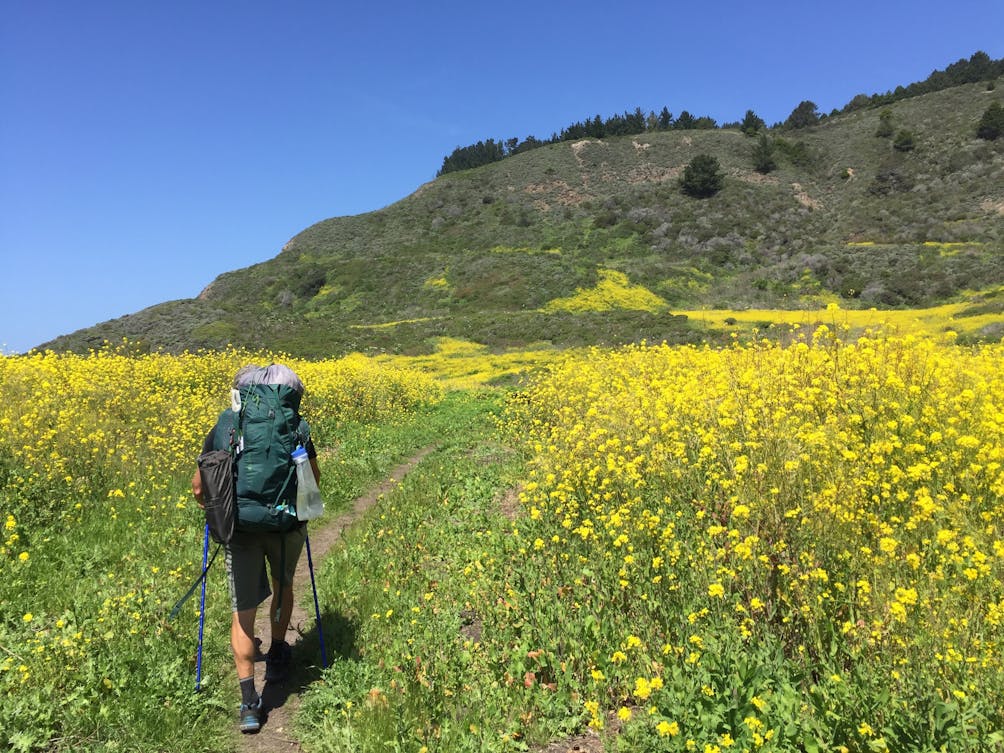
[198,449,237,544]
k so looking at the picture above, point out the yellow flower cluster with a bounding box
[2,514,24,560]
[509,332,1003,704]
[543,269,668,313]
[0,344,444,743]
[375,337,569,390]
[677,293,1004,339]
[0,345,441,530]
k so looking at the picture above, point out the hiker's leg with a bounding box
[231,608,257,678]
[224,532,272,677]
[265,526,306,642]
[233,607,262,731]
[262,528,305,684]
[268,579,296,639]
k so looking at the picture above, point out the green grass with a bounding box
[0,392,488,752]
[6,369,1003,751]
[1,472,230,752]
[296,390,559,752]
[293,378,1004,753]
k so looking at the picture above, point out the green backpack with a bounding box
[211,382,309,532]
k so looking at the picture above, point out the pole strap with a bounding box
[169,543,221,621]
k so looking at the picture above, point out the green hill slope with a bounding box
[43,81,1004,357]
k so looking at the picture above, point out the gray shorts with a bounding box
[224,526,306,612]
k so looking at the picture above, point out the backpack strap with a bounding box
[296,418,310,449]
[265,386,298,508]
[272,535,287,626]
[228,410,240,455]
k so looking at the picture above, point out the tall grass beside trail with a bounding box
[5,336,1003,752]
[506,331,1004,751]
[297,391,557,752]
[0,346,442,753]
[296,333,1003,753]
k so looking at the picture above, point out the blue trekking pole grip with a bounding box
[304,529,328,668]
[196,522,210,692]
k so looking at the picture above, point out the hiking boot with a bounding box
[238,698,262,733]
[264,640,292,683]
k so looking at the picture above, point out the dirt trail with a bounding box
[238,446,436,753]
[236,444,611,753]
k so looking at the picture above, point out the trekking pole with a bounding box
[304,529,328,668]
[196,522,210,692]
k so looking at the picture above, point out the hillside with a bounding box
[42,81,1004,357]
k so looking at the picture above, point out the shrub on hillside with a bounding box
[784,99,820,129]
[869,168,914,195]
[773,137,813,167]
[976,100,1004,140]
[740,109,766,136]
[751,134,777,174]
[875,108,895,138]
[680,154,724,198]
[893,129,917,152]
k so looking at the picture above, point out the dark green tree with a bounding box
[437,139,506,176]
[560,120,587,141]
[740,109,766,136]
[977,101,1004,140]
[945,50,994,85]
[674,110,697,129]
[680,153,725,198]
[511,135,545,154]
[626,107,647,134]
[773,137,812,167]
[657,106,673,130]
[875,108,894,138]
[844,93,872,112]
[893,129,916,152]
[785,100,820,129]
[752,133,777,174]
[604,113,628,136]
[836,51,1004,112]
[586,115,605,139]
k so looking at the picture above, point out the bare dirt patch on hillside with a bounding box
[730,168,780,186]
[981,197,1004,215]
[791,182,823,210]
[525,179,589,208]
[627,164,680,184]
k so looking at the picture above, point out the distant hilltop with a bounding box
[40,53,1004,357]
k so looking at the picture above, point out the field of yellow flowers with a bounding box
[504,329,1004,750]
[0,346,442,752]
[2,330,1003,752]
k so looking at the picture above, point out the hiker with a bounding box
[191,364,321,733]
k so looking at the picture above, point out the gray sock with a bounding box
[239,676,258,706]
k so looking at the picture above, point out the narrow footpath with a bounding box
[238,446,436,753]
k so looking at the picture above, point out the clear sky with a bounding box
[2,0,1002,353]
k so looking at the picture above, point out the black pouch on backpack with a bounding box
[198,449,237,545]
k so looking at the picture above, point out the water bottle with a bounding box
[291,446,324,521]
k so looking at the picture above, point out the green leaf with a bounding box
[8,731,41,753]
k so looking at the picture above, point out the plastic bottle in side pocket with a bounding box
[291,446,324,521]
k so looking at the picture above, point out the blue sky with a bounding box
[2,0,1002,353]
